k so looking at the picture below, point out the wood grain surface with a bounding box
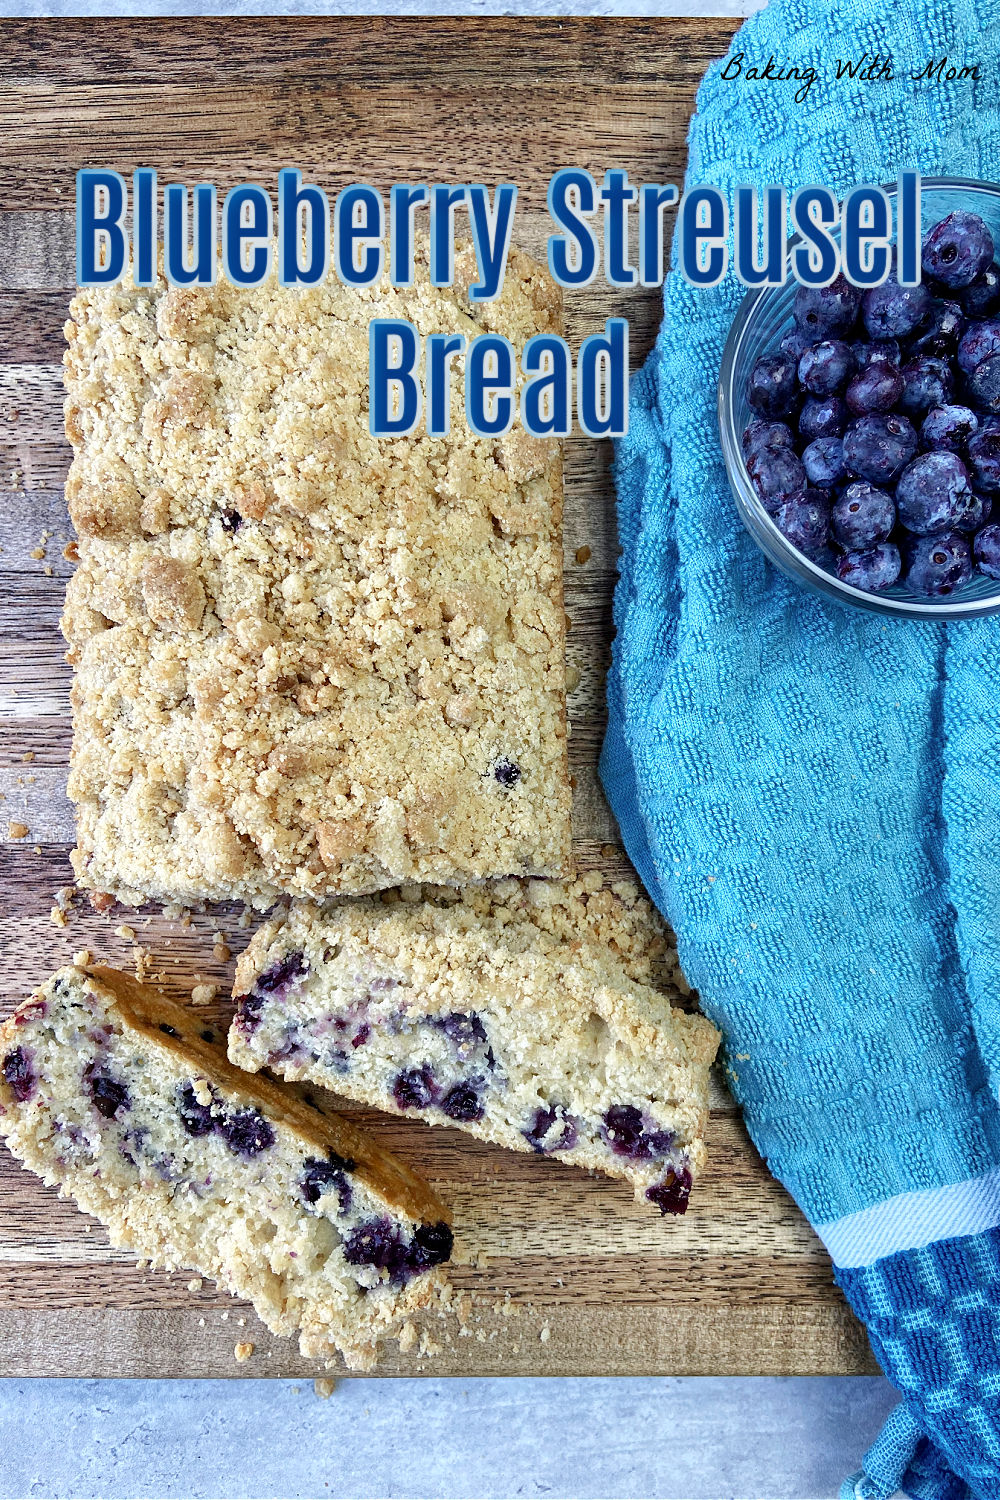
[0,17,878,1379]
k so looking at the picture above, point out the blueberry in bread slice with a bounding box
[0,964,453,1370]
[229,881,720,1215]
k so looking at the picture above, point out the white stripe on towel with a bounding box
[817,1166,1000,1269]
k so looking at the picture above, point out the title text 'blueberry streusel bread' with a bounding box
[62,244,572,908]
[0,965,453,1369]
[230,879,720,1214]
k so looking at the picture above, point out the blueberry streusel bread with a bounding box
[0,965,453,1369]
[230,879,720,1214]
[62,243,571,908]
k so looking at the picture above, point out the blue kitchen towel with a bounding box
[598,1,1000,1495]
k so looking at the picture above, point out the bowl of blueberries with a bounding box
[719,178,1000,615]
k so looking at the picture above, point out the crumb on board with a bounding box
[50,906,67,928]
[187,1278,203,1293]
[89,890,115,915]
[73,949,93,969]
[398,1320,418,1354]
[115,924,136,942]
[234,1342,255,1363]
[540,1325,551,1343]
[314,1378,337,1400]
[7,822,29,839]
[21,750,34,763]
[29,546,45,560]
[191,983,217,1006]
[574,545,591,564]
[565,664,581,692]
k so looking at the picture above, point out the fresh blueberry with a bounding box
[220,1108,275,1157]
[831,482,895,549]
[746,352,799,417]
[798,396,847,441]
[967,429,1000,493]
[957,319,1000,375]
[835,543,902,593]
[922,211,994,289]
[862,276,931,340]
[773,490,831,558]
[963,264,1000,318]
[911,299,966,358]
[793,275,861,338]
[778,328,811,362]
[85,1066,131,1120]
[843,413,917,485]
[742,420,795,457]
[746,445,807,512]
[798,339,854,396]
[904,531,973,596]
[967,354,1000,413]
[974,523,1000,578]
[177,1080,219,1136]
[441,1080,485,1123]
[802,437,846,488]
[3,1046,35,1103]
[953,489,991,532]
[646,1166,693,1216]
[493,758,521,788]
[852,338,901,368]
[300,1153,355,1211]
[921,404,979,452]
[896,451,973,535]
[897,356,953,419]
[845,360,905,415]
[393,1066,437,1110]
[523,1104,579,1155]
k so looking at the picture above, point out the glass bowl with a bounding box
[718,176,1000,619]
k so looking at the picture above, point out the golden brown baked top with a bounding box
[62,244,572,907]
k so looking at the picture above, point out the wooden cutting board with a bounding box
[0,17,877,1378]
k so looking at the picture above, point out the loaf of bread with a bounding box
[62,244,572,908]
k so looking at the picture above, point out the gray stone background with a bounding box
[0,2,898,1495]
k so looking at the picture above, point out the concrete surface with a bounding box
[0,1375,900,1499]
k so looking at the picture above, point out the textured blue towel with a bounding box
[598,2,1000,1494]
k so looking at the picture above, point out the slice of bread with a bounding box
[230,880,720,1214]
[0,964,453,1370]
